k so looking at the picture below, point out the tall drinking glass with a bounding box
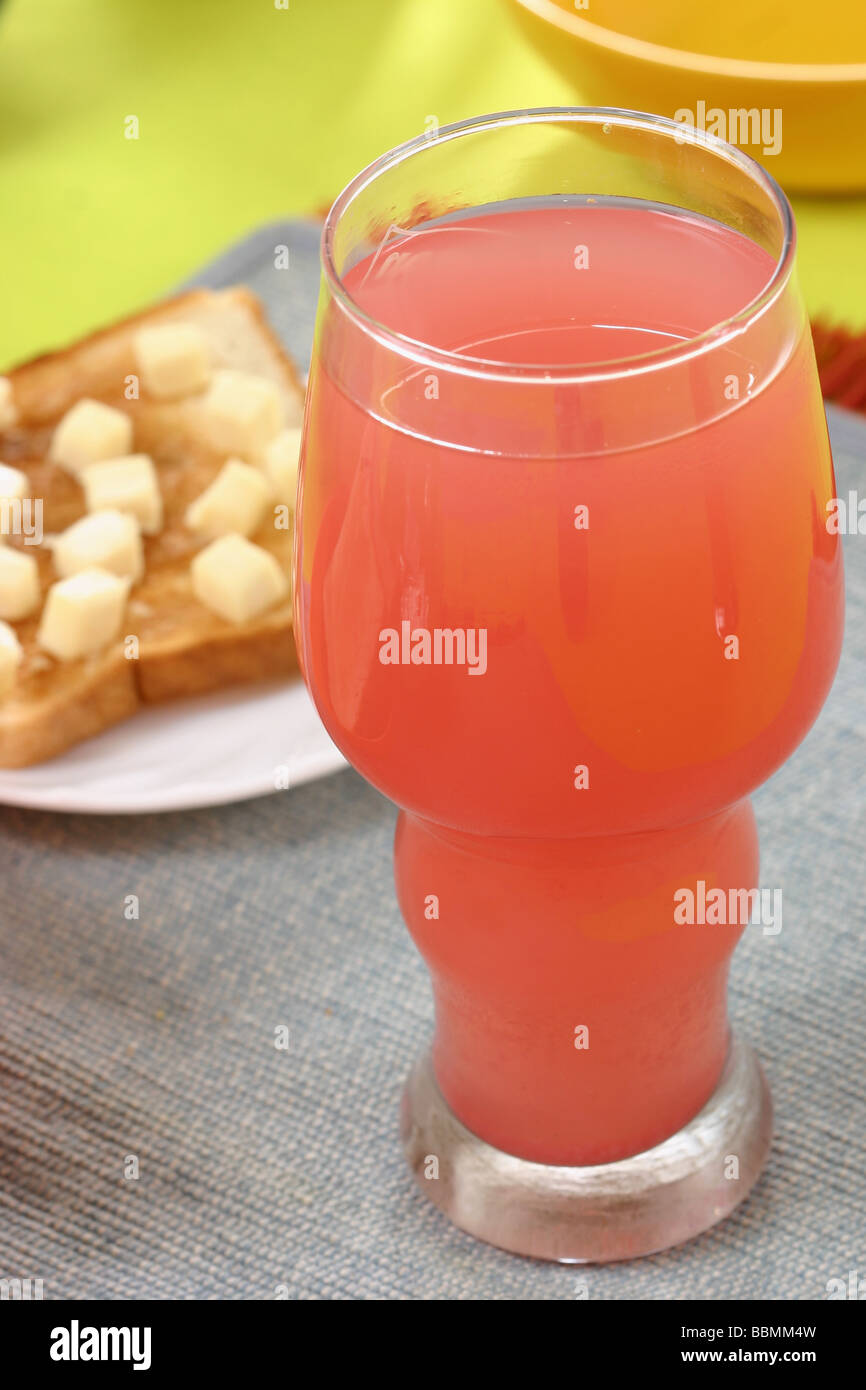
[294,109,844,1260]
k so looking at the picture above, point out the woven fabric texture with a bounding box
[0,230,863,1300]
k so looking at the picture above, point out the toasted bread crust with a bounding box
[136,604,299,703]
[0,288,304,767]
[5,287,307,422]
[0,652,139,769]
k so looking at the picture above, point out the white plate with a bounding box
[0,679,346,814]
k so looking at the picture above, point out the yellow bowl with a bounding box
[509,0,866,192]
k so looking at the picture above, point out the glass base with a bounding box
[400,1035,773,1263]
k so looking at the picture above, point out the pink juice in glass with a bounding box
[296,200,843,1166]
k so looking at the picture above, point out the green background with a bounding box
[1,0,865,368]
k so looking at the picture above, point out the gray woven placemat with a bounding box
[0,227,863,1300]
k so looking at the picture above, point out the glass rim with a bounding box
[321,106,797,386]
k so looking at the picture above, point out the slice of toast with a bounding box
[0,288,305,768]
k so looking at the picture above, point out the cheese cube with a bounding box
[0,462,28,541]
[50,399,133,477]
[0,462,26,503]
[82,454,163,535]
[37,568,130,662]
[133,322,211,399]
[0,620,22,697]
[0,546,40,620]
[262,427,302,506]
[0,378,18,431]
[191,533,288,625]
[185,458,270,539]
[53,510,143,582]
[202,370,283,455]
